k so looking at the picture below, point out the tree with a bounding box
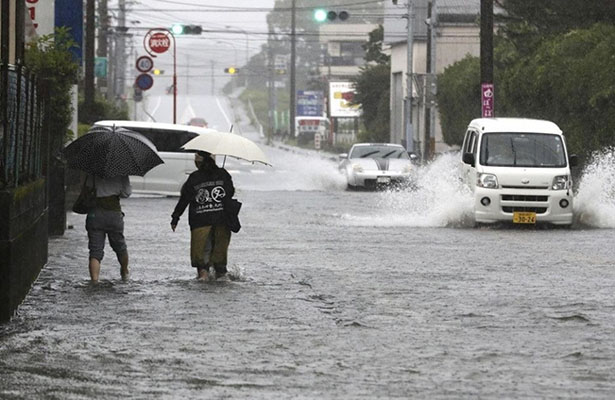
[25,28,79,145]
[436,55,481,146]
[498,23,615,157]
[495,0,615,55]
[352,25,390,143]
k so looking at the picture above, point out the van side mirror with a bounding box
[339,153,348,160]
[568,154,579,167]
[408,152,418,162]
[462,153,475,166]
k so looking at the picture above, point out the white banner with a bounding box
[329,81,361,118]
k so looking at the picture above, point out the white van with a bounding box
[460,118,578,226]
[94,120,211,195]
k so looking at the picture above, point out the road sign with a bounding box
[148,32,171,54]
[95,57,107,78]
[135,73,154,91]
[482,83,494,118]
[297,90,324,117]
[136,56,154,73]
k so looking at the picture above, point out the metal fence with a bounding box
[0,64,44,188]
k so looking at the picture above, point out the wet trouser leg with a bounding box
[191,226,212,270]
[210,224,231,276]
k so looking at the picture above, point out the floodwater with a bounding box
[2,147,615,399]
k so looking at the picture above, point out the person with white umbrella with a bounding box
[170,151,235,281]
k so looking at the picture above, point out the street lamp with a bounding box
[225,25,249,66]
[215,40,238,66]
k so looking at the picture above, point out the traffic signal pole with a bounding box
[289,0,296,139]
[405,0,414,154]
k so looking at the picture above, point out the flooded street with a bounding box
[2,145,615,398]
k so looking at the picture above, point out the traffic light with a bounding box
[170,24,203,35]
[224,67,239,74]
[313,9,349,22]
[153,69,164,75]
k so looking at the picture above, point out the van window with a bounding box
[479,132,566,167]
[463,130,477,154]
[127,128,198,152]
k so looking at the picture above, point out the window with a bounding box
[129,128,198,153]
[479,133,566,167]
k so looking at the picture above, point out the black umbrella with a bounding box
[64,125,164,178]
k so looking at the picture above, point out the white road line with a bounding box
[150,96,162,117]
[215,96,232,128]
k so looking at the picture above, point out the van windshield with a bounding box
[350,145,409,159]
[479,132,567,167]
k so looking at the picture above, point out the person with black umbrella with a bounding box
[64,125,164,282]
[83,174,132,282]
[170,151,235,281]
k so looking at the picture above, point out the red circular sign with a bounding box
[148,32,171,54]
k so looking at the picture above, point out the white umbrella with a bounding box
[181,130,271,166]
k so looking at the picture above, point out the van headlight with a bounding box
[552,175,569,190]
[352,163,363,173]
[477,173,498,189]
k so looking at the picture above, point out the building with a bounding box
[384,0,484,156]
[319,22,379,145]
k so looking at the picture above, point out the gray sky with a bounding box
[117,0,275,76]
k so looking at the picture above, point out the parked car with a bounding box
[187,117,208,128]
[460,117,578,226]
[339,143,416,190]
[94,120,211,195]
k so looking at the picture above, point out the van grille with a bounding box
[502,206,548,214]
[501,195,548,202]
[501,185,549,190]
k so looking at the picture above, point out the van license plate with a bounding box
[513,212,536,224]
[377,176,391,184]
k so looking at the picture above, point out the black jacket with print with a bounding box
[171,166,235,229]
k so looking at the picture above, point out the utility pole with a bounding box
[267,28,275,144]
[84,0,95,117]
[116,0,127,100]
[289,0,296,139]
[97,0,109,99]
[426,0,437,159]
[480,0,494,117]
[405,0,414,154]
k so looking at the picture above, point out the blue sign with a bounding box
[135,74,154,91]
[55,0,83,64]
[297,90,324,117]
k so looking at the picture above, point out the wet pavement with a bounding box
[3,101,615,398]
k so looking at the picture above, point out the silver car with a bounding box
[339,143,416,190]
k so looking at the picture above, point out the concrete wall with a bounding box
[0,179,48,322]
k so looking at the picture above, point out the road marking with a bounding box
[215,96,232,129]
[150,96,162,119]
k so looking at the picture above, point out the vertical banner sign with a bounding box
[481,83,494,118]
[55,0,84,64]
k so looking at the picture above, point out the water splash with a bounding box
[574,148,615,228]
[340,152,475,227]
[241,147,347,192]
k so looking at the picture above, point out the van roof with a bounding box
[94,120,217,134]
[468,118,562,135]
